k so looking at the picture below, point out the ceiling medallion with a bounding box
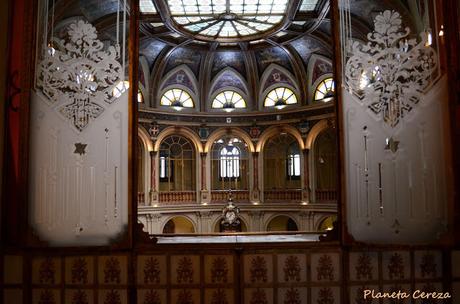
[37,20,123,132]
[345,10,437,128]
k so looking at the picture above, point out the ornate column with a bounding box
[149,151,159,205]
[251,152,260,203]
[200,152,210,204]
[302,149,310,204]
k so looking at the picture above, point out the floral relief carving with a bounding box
[38,289,56,304]
[177,257,194,284]
[144,257,161,284]
[317,287,334,304]
[37,20,123,131]
[176,289,194,304]
[211,289,229,304]
[104,290,122,304]
[420,253,437,278]
[283,255,301,282]
[104,257,121,284]
[250,288,268,304]
[284,287,301,304]
[388,253,405,279]
[355,253,373,280]
[345,10,437,128]
[211,257,229,283]
[144,290,162,304]
[316,255,334,281]
[71,258,89,284]
[71,289,89,304]
[39,258,56,284]
[250,256,268,283]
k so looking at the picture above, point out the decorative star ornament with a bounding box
[74,143,87,156]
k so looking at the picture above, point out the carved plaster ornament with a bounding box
[345,10,437,128]
[37,20,123,132]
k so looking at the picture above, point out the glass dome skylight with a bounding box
[166,0,288,41]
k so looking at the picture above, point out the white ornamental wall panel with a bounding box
[29,20,128,245]
[342,11,451,243]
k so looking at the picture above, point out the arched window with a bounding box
[314,128,337,191]
[264,87,297,109]
[211,136,249,190]
[264,134,301,189]
[314,77,335,102]
[159,135,196,192]
[160,88,194,111]
[287,142,301,178]
[211,91,246,112]
[113,80,144,102]
[220,146,240,179]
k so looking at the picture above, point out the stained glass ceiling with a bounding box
[166,0,289,40]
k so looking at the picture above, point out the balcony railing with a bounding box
[159,191,197,205]
[264,189,302,201]
[315,189,337,202]
[211,190,249,202]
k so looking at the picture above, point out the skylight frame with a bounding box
[165,0,290,41]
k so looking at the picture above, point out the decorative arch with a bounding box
[138,125,153,152]
[259,64,300,109]
[154,126,203,153]
[209,67,249,98]
[204,127,255,153]
[211,214,249,232]
[305,119,330,150]
[264,214,299,232]
[158,65,199,109]
[307,54,333,102]
[257,124,304,152]
[161,215,197,234]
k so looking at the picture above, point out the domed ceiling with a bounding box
[54,0,418,115]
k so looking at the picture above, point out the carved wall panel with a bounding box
[341,9,451,243]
